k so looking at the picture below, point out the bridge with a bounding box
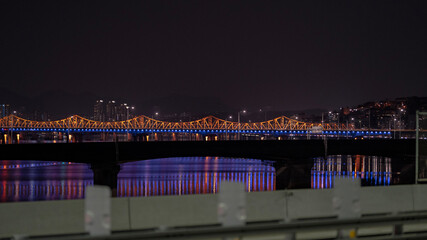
[0,114,400,143]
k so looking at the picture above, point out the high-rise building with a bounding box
[0,104,11,118]
[94,100,136,122]
[106,100,118,121]
[93,100,105,121]
[117,103,129,121]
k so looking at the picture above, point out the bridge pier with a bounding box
[2,132,20,144]
[100,132,107,142]
[133,134,149,142]
[2,133,8,144]
[274,159,312,190]
[90,162,120,197]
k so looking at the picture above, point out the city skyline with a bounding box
[1,85,426,118]
[2,95,426,132]
[1,1,427,113]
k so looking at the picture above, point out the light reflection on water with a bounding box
[117,157,275,197]
[311,155,394,189]
[0,161,92,202]
[0,155,409,202]
[0,157,275,202]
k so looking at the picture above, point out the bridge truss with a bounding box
[0,115,352,132]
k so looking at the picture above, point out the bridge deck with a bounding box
[0,139,418,163]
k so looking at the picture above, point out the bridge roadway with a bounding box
[0,139,419,194]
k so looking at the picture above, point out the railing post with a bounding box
[218,181,246,227]
[416,110,419,184]
[85,185,111,236]
[334,178,361,239]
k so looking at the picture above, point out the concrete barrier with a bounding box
[129,194,218,230]
[1,185,427,238]
[0,200,84,238]
[247,191,285,222]
[0,198,130,238]
[360,185,414,215]
[286,188,335,220]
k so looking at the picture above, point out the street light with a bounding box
[131,106,135,118]
[394,117,397,139]
[225,116,233,140]
[126,106,130,141]
[399,109,404,139]
[126,106,130,120]
[238,110,246,140]
[259,108,267,121]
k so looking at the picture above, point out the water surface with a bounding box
[0,156,413,202]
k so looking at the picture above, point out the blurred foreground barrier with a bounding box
[85,186,111,236]
[0,184,426,239]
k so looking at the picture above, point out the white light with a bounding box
[242,110,246,113]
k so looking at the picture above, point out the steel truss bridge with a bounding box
[0,115,393,137]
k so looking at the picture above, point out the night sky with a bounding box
[1,1,427,114]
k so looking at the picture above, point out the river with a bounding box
[0,155,414,202]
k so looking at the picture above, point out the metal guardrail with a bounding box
[20,212,427,240]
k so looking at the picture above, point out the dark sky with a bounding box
[1,0,427,113]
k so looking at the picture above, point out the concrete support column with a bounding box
[90,163,120,197]
[67,133,73,143]
[2,133,7,144]
[15,133,20,144]
[274,159,312,190]
[100,132,106,142]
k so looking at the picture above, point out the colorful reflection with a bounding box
[0,157,275,202]
[117,157,275,197]
[0,160,92,202]
[311,155,393,189]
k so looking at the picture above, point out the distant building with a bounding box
[93,100,105,121]
[32,109,51,121]
[117,103,129,121]
[0,104,11,118]
[337,96,427,130]
[93,100,135,122]
[106,100,118,121]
